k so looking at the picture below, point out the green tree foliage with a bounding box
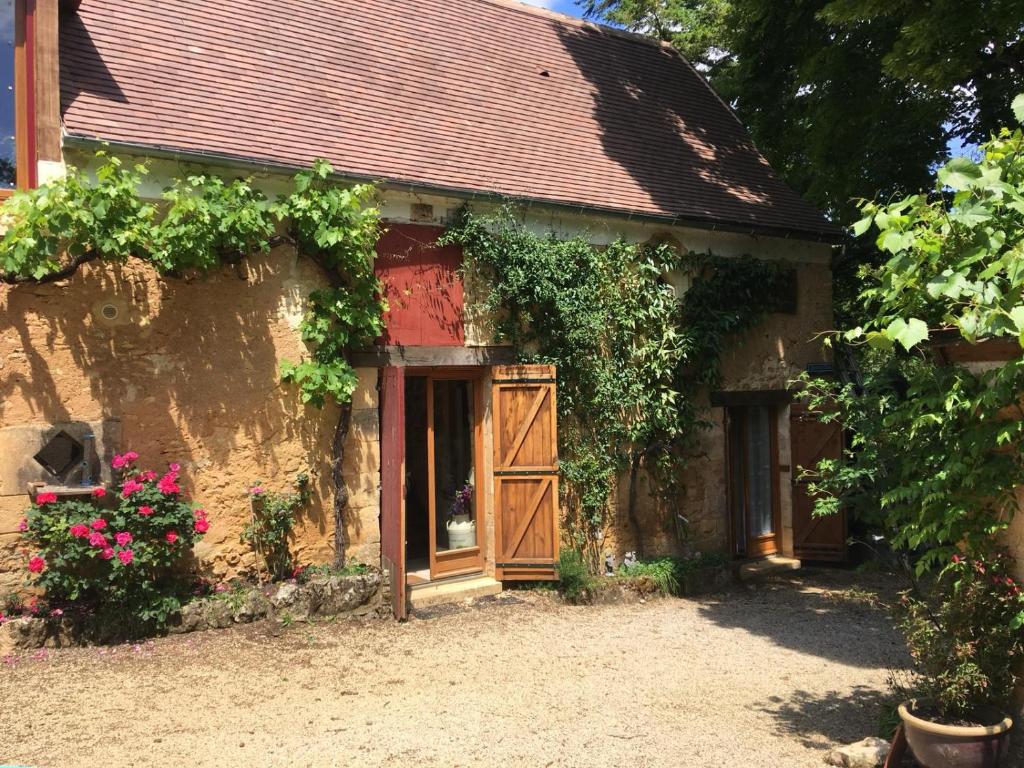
[443,209,787,567]
[800,103,1024,572]
[584,1,1023,216]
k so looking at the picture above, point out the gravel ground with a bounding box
[0,569,910,768]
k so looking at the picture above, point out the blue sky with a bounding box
[521,0,583,17]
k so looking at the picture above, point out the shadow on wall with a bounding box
[554,22,794,229]
[0,248,367,562]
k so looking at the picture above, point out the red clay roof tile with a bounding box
[60,0,840,239]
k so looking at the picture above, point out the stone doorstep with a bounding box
[737,555,802,583]
[408,575,502,609]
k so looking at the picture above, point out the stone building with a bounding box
[0,0,842,615]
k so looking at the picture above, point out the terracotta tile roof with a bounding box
[59,0,840,240]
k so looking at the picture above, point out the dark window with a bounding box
[0,0,16,189]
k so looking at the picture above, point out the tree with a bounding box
[582,0,1024,220]
[583,1,1023,324]
[801,99,1024,571]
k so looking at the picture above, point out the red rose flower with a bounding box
[90,518,107,531]
[165,530,179,544]
[27,556,45,574]
[69,523,90,538]
[138,505,155,517]
[117,549,134,565]
[194,518,209,534]
[91,487,107,499]
[100,547,115,561]
[35,492,58,506]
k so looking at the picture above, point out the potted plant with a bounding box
[445,483,476,550]
[896,550,1023,768]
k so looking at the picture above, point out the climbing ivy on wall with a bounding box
[0,153,385,564]
[442,208,789,569]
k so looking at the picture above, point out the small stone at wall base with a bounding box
[824,737,891,768]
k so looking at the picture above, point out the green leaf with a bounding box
[885,317,930,351]
[1013,93,1024,124]
[937,157,983,191]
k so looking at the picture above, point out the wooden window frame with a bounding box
[726,404,782,558]
[408,366,486,582]
[1,0,35,201]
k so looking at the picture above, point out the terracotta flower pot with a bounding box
[898,699,1013,768]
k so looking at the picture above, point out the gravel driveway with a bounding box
[0,569,908,768]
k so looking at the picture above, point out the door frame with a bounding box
[726,405,782,558]
[408,366,486,581]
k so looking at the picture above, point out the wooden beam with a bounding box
[33,0,60,163]
[710,389,793,408]
[350,345,516,368]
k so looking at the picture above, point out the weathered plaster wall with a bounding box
[605,260,833,560]
[0,246,381,592]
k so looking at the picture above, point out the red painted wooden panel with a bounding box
[380,366,407,619]
[375,223,465,346]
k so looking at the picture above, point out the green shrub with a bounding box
[241,474,310,582]
[557,548,594,602]
[19,451,207,636]
[617,553,729,596]
[898,551,1024,719]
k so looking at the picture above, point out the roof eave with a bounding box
[62,134,845,245]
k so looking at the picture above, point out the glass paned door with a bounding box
[426,374,484,579]
[728,406,780,557]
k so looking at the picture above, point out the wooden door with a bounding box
[492,365,559,580]
[427,372,485,580]
[380,366,407,619]
[790,404,847,562]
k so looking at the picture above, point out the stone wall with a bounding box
[0,245,381,592]
[605,260,834,559]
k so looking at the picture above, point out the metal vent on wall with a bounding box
[33,430,85,479]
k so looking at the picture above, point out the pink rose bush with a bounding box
[19,450,209,634]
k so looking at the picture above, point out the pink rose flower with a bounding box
[249,486,265,496]
[91,487,107,499]
[156,472,180,495]
[115,531,132,547]
[139,470,157,482]
[165,530,179,544]
[194,508,207,520]
[50,608,64,618]
[69,523,90,538]
[117,549,134,565]
[124,451,139,462]
[17,518,28,532]
[193,518,209,534]
[121,478,144,497]
[91,518,107,531]
[100,547,115,561]
[138,505,155,517]
[27,556,45,574]
[112,454,127,470]
[88,532,108,548]
[35,492,58,506]
[169,463,181,473]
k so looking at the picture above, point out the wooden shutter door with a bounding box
[790,404,846,562]
[380,366,407,619]
[492,365,559,580]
